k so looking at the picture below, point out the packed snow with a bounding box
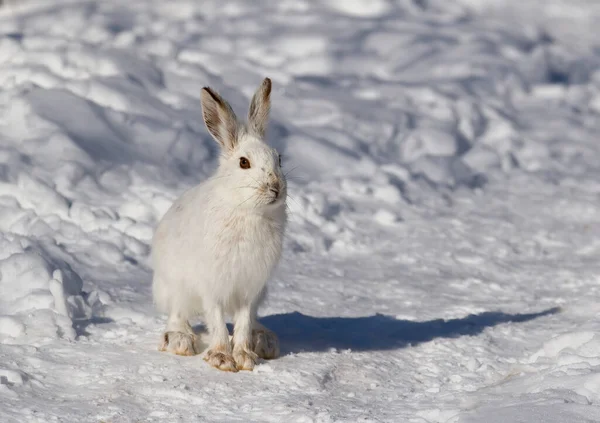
[0,0,599,421]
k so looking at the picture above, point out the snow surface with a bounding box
[0,0,599,421]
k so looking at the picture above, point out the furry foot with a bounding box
[159,331,199,356]
[233,348,258,371]
[253,328,280,359]
[204,347,238,372]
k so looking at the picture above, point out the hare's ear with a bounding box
[201,86,239,154]
[247,77,272,139]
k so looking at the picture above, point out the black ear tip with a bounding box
[262,77,272,95]
[201,86,219,102]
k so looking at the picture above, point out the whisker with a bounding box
[284,166,300,178]
[247,174,263,188]
[286,176,308,184]
[285,193,302,211]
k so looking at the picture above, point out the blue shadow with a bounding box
[259,307,560,353]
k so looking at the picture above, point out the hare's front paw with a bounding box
[233,346,258,371]
[160,332,199,356]
[253,328,280,359]
[204,346,238,372]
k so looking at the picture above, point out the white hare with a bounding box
[151,78,286,371]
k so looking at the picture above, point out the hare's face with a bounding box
[222,137,287,209]
[200,77,286,209]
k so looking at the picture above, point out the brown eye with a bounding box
[239,157,251,169]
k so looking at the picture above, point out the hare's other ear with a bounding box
[201,87,239,154]
[247,77,272,138]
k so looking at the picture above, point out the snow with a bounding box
[0,0,599,421]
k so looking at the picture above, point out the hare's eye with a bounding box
[278,155,282,167]
[239,157,251,169]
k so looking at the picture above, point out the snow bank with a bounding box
[0,234,89,342]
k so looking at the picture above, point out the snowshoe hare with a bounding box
[152,78,286,371]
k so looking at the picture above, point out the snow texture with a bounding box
[0,0,599,422]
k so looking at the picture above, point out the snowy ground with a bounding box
[0,0,599,421]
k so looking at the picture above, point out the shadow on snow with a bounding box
[258,307,561,354]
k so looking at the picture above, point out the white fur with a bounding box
[151,78,286,371]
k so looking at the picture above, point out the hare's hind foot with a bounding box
[159,331,199,356]
[252,324,280,360]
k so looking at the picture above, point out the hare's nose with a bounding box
[269,181,280,197]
